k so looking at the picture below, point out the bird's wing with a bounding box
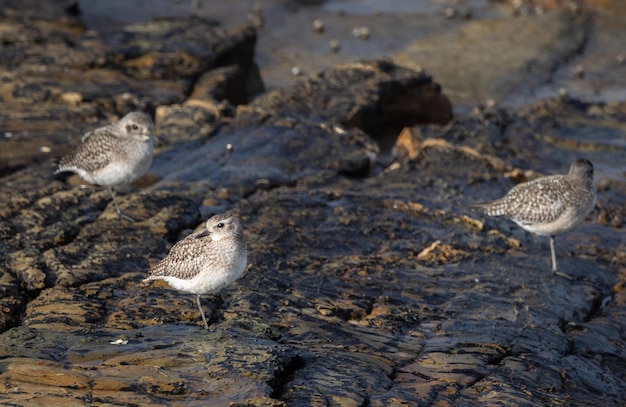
[57,130,118,173]
[147,232,210,280]
[505,178,567,224]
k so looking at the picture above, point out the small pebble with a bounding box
[586,105,603,116]
[226,143,234,153]
[444,7,456,19]
[312,19,324,34]
[332,125,347,134]
[616,54,625,65]
[329,39,341,53]
[291,66,302,76]
[352,26,370,40]
[40,146,51,153]
[4,132,12,138]
[61,91,82,106]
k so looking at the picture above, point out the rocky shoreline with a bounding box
[0,1,624,406]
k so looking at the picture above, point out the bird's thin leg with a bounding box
[197,294,209,330]
[107,187,135,223]
[550,235,557,272]
[550,235,572,280]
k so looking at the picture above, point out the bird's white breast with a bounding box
[90,141,153,186]
[515,207,588,236]
[158,251,247,295]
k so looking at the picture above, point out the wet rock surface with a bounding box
[393,9,588,110]
[1,1,625,406]
[249,60,453,136]
[0,0,263,176]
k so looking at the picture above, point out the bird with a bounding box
[143,213,248,330]
[55,111,155,222]
[473,159,596,277]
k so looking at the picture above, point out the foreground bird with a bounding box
[143,214,248,330]
[55,111,155,222]
[474,159,595,277]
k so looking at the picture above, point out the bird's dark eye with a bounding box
[132,124,139,130]
[216,222,225,228]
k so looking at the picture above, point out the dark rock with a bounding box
[1,93,625,406]
[0,9,262,175]
[151,107,380,196]
[155,102,227,144]
[105,17,259,84]
[0,0,82,25]
[250,60,453,138]
[190,64,264,105]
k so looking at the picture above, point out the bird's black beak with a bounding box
[195,229,209,239]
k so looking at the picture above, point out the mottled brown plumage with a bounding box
[144,213,248,329]
[475,159,595,275]
[55,112,155,222]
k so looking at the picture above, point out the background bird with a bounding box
[473,159,596,277]
[55,111,155,222]
[144,213,248,330]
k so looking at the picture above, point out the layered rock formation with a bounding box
[0,1,624,406]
